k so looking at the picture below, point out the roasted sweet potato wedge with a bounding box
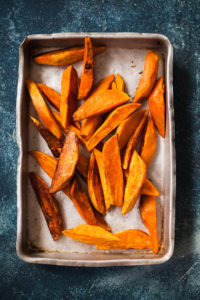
[37,83,61,110]
[115,73,125,91]
[30,116,62,157]
[26,78,64,141]
[134,50,159,103]
[60,65,78,129]
[96,229,152,250]
[73,89,130,121]
[87,74,114,97]
[122,151,146,215]
[87,103,140,151]
[88,152,106,215]
[29,172,63,241]
[34,45,106,66]
[149,76,165,138]
[76,153,89,180]
[111,81,117,89]
[140,116,157,166]
[78,37,94,100]
[103,135,124,207]
[49,130,79,193]
[67,125,88,147]
[62,224,119,245]
[140,195,159,253]
[30,151,57,178]
[123,111,148,170]
[141,178,160,196]
[94,210,111,231]
[116,109,146,149]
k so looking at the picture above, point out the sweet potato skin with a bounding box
[29,172,63,240]
[140,116,157,167]
[60,65,78,129]
[37,83,61,110]
[103,135,124,207]
[122,151,146,215]
[140,195,159,253]
[87,103,140,151]
[49,130,79,193]
[149,76,165,138]
[134,50,159,103]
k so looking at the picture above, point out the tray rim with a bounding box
[16,32,175,267]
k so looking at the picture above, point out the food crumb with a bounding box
[139,71,143,74]
[130,65,136,68]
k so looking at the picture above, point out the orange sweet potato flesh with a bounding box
[103,135,124,207]
[134,50,159,103]
[87,103,140,151]
[30,151,57,178]
[60,65,78,129]
[140,195,159,253]
[78,37,94,100]
[115,73,125,91]
[141,178,160,196]
[94,210,111,231]
[34,46,106,66]
[76,153,89,180]
[96,229,152,250]
[140,116,157,167]
[29,172,63,241]
[88,152,106,215]
[26,78,64,141]
[62,224,119,245]
[37,83,61,110]
[111,81,117,89]
[30,116,62,157]
[123,111,148,170]
[116,109,146,150]
[68,125,88,147]
[149,76,165,138]
[73,89,130,121]
[122,151,146,215]
[49,130,79,193]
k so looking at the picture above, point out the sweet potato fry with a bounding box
[62,224,119,245]
[88,152,106,215]
[116,109,146,149]
[122,151,146,215]
[49,130,79,193]
[140,195,159,253]
[37,83,60,110]
[87,103,140,151]
[140,116,157,166]
[115,73,125,91]
[134,50,159,103]
[141,178,160,196]
[68,125,88,147]
[149,76,165,138]
[60,65,78,129]
[30,116,62,157]
[30,151,57,178]
[103,135,124,207]
[34,45,106,66]
[123,111,148,170]
[96,229,152,250]
[73,89,130,121]
[87,74,114,98]
[26,78,64,141]
[29,172,63,241]
[94,210,111,231]
[111,81,117,89]
[78,37,94,100]
[76,153,89,180]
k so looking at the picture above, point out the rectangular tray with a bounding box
[16,32,175,266]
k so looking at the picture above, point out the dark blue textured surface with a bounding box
[0,0,200,299]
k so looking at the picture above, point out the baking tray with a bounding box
[16,32,175,266]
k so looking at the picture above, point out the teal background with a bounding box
[0,0,200,299]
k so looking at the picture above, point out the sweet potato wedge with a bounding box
[34,45,106,66]
[78,37,94,100]
[29,172,63,241]
[37,83,60,110]
[140,195,159,253]
[26,78,64,141]
[49,130,79,193]
[87,74,114,98]
[149,76,165,138]
[76,153,89,180]
[60,65,78,129]
[67,125,88,147]
[111,81,117,89]
[96,229,152,250]
[73,89,130,121]
[134,50,159,103]
[30,116,62,157]
[140,116,157,166]
[30,151,57,178]
[103,135,124,207]
[141,178,160,196]
[115,73,125,91]
[88,152,106,215]
[87,103,140,151]
[94,210,111,231]
[62,224,119,245]
[116,109,146,149]
[123,111,148,170]
[122,151,146,215]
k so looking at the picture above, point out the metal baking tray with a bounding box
[16,32,175,266]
